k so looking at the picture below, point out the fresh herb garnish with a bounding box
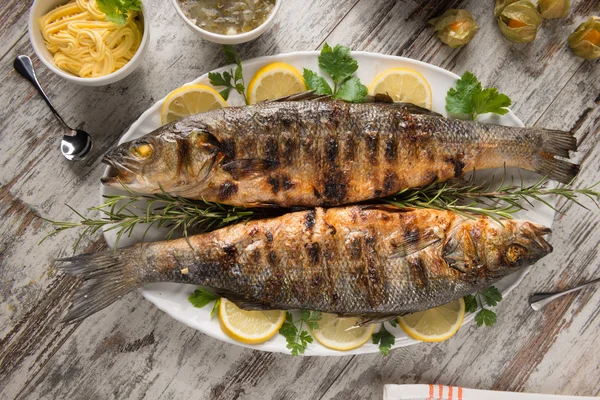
[303,43,368,102]
[188,287,220,317]
[96,0,141,25]
[372,324,395,356]
[279,310,321,356]
[446,71,511,121]
[209,45,248,104]
[464,286,502,327]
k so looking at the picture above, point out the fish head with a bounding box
[101,127,221,192]
[444,218,552,278]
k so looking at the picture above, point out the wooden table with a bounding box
[1,0,599,398]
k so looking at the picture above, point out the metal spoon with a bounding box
[529,276,600,311]
[13,55,93,161]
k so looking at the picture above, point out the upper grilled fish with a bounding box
[102,99,579,207]
[60,206,552,322]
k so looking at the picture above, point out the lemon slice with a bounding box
[247,62,306,104]
[218,298,286,344]
[368,68,432,109]
[161,84,227,125]
[309,313,375,351]
[398,298,465,342]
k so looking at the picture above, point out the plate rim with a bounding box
[100,50,539,356]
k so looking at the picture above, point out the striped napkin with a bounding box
[384,384,595,400]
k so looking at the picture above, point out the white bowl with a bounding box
[28,0,150,86]
[171,0,280,44]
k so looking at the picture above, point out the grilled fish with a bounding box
[102,98,579,207]
[60,206,552,322]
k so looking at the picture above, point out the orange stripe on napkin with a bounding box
[448,386,453,400]
[429,384,434,399]
[458,387,463,400]
[439,385,443,399]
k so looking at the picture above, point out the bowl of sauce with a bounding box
[172,0,280,44]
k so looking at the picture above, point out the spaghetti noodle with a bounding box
[39,0,143,78]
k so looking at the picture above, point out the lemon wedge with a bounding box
[398,298,465,342]
[368,68,432,109]
[161,84,227,125]
[247,62,306,104]
[309,313,375,351]
[218,298,286,344]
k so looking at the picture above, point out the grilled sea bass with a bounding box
[60,206,552,322]
[102,99,579,207]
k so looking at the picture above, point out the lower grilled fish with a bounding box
[60,206,553,322]
[102,99,579,207]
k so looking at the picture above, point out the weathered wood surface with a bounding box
[0,0,599,399]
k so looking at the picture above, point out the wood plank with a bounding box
[0,0,599,398]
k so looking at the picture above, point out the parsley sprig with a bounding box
[96,0,141,25]
[188,288,220,317]
[464,286,503,327]
[279,311,322,356]
[446,71,511,121]
[303,44,368,103]
[371,324,396,356]
[209,45,248,104]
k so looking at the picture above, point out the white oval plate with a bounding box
[101,51,556,356]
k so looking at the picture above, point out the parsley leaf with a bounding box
[303,68,332,95]
[318,44,359,86]
[472,88,511,117]
[388,319,398,328]
[372,325,395,356]
[463,294,479,313]
[188,288,219,308]
[481,286,503,307]
[446,71,511,121]
[475,309,497,327]
[279,311,320,356]
[335,77,368,103]
[210,299,221,318]
[96,0,141,25]
[463,285,503,328]
[209,45,247,104]
[303,43,367,103]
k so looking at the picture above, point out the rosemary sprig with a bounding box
[384,174,600,222]
[43,175,599,252]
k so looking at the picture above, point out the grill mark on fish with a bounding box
[323,172,348,204]
[218,181,238,201]
[304,209,316,231]
[384,135,398,162]
[265,230,273,243]
[282,136,294,165]
[313,187,322,199]
[344,133,356,161]
[383,172,400,195]
[265,137,278,162]
[307,243,320,265]
[327,137,339,163]
[267,176,280,193]
[409,255,428,288]
[365,131,379,164]
[350,237,362,259]
[281,175,294,191]
[176,139,191,178]
[222,245,237,264]
[445,156,466,178]
[220,138,235,164]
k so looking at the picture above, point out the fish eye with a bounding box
[505,244,528,264]
[131,143,153,159]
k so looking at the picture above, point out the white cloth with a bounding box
[384,385,595,400]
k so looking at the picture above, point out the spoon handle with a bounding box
[529,276,600,311]
[14,55,72,132]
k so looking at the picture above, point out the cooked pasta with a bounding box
[39,0,143,78]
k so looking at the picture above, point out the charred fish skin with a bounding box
[59,206,552,322]
[102,100,579,207]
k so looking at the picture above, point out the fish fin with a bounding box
[531,128,580,183]
[214,291,269,310]
[354,314,400,326]
[362,94,443,117]
[388,229,442,258]
[222,159,278,180]
[58,251,145,323]
[265,90,332,102]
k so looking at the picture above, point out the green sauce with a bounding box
[178,0,276,35]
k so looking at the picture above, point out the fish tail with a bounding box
[532,128,579,183]
[58,250,146,323]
